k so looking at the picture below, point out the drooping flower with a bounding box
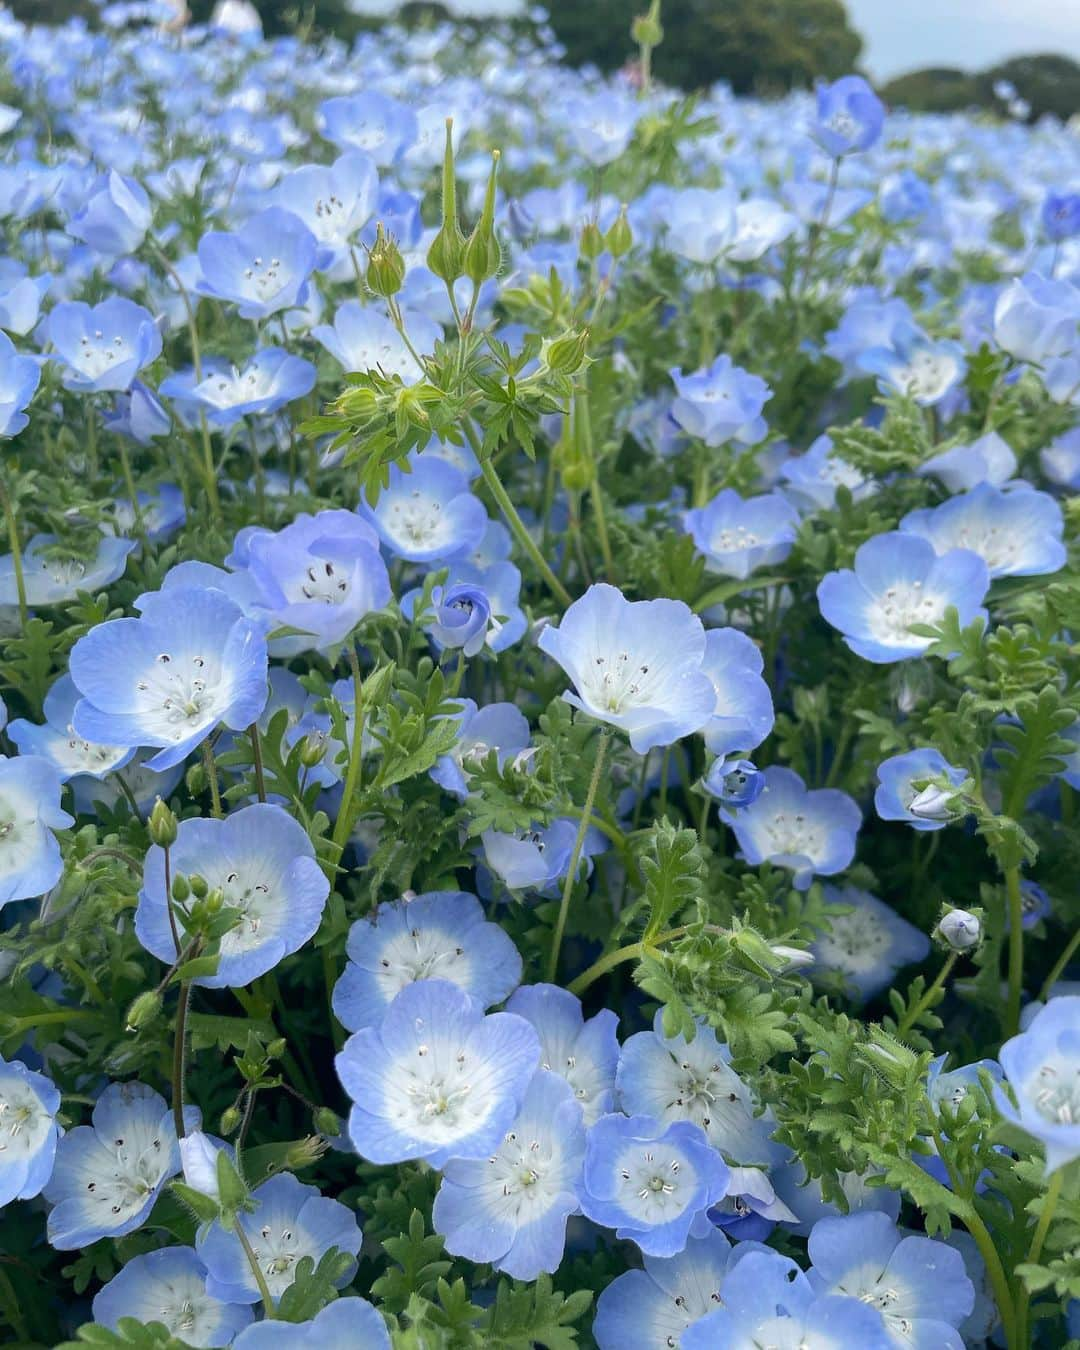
[993,272,1080,366]
[45,1081,189,1249]
[332,890,522,1032]
[92,1247,253,1347]
[995,995,1080,1175]
[577,1114,729,1257]
[874,747,967,831]
[196,207,317,319]
[69,586,269,771]
[505,984,620,1126]
[197,1171,362,1305]
[67,170,152,258]
[137,803,329,987]
[698,627,774,757]
[900,482,1067,578]
[817,532,990,664]
[0,753,73,907]
[808,884,931,1002]
[0,1055,61,1206]
[683,489,799,580]
[433,1069,585,1280]
[480,817,607,893]
[538,583,715,754]
[336,978,540,1167]
[358,458,488,564]
[724,765,861,891]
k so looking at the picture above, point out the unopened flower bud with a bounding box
[463,150,502,286]
[703,757,765,809]
[543,328,590,375]
[189,874,209,900]
[315,1107,341,1137]
[125,989,162,1032]
[606,205,633,258]
[908,783,957,821]
[267,1038,287,1059]
[220,1106,243,1135]
[367,223,405,297]
[148,798,178,847]
[938,908,982,951]
[180,1130,222,1202]
[579,220,604,261]
[171,874,191,904]
[427,118,466,284]
[299,731,328,768]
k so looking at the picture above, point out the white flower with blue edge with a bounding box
[995,995,1080,1175]
[900,482,1066,578]
[233,1296,389,1349]
[196,207,317,320]
[272,152,379,270]
[874,747,967,831]
[311,300,439,384]
[92,1247,253,1347]
[0,533,134,608]
[505,983,620,1126]
[683,488,799,580]
[8,674,134,783]
[808,884,931,1002]
[0,1054,61,1205]
[0,754,72,908]
[48,297,162,393]
[359,458,488,564]
[699,627,774,757]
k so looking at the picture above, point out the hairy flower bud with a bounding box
[463,151,502,286]
[125,989,162,1031]
[148,797,178,847]
[938,908,982,951]
[367,223,405,297]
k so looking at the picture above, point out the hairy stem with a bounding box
[547,730,609,982]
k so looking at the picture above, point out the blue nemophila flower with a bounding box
[319,92,418,165]
[67,170,151,258]
[506,984,619,1127]
[918,1055,1004,1188]
[874,748,967,831]
[593,1227,760,1350]
[332,890,522,1033]
[430,698,531,800]
[233,1296,390,1349]
[137,803,329,987]
[481,817,607,894]
[0,1054,61,1205]
[703,756,765,808]
[663,187,738,264]
[771,1158,901,1238]
[69,586,269,771]
[683,1248,893,1350]
[617,1010,779,1166]
[781,433,874,512]
[900,483,1067,578]
[441,558,527,653]
[709,1163,799,1242]
[699,627,774,757]
[669,355,770,448]
[186,347,317,428]
[683,489,798,580]
[858,326,967,407]
[110,482,186,541]
[1041,427,1080,490]
[993,272,1080,366]
[197,1171,362,1305]
[724,765,860,892]
[423,581,493,657]
[272,152,379,270]
[817,532,990,664]
[806,1211,975,1349]
[813,75,885,156]
[196,207,317,319]
[92,1247,253,1347]
[0,329,40,435]
[578,1114,729,1257]
[311,301,438,384]
[242,508,390,656]
[48,297,162,393]
[1043,191,1080,241]
[433,1068,585,1280]
[919,431,1017,493]
[1016,880,1053,930]
[538,583,715,754]
[336,978,540,1167]
[0,533,134,609]
[9,674,134,783]
[0,755,72,907]
[996,995,1080,1175]
[359,459,487,564]
[0,263,50,338]
[808,884,931,1002]
[44,1081,189,1249]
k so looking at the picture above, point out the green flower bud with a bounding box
[148,797,178,848]
[125,990,162,1032]
[171,873,191,904]
[631,5,663,50]
[463,151,502,286]
[267,1038,287,1060]
[315,1107,341,1137]
[204,886,224,916]
[220,1106,243,1135]
[543,328,591,376]
[298,731,328,768]
[367,223,405,297]
[606,206,633,258]
[579,220,604,261]
[216,1148,250,1217]
[427,118,466,284]
[189,874,209,900]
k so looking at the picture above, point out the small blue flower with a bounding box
[0,1055,61,1205]
[725,766,861,891]
[272,152,379,270]
[817,532,990,664]
[901,482,1066,578]
[684,489,798,581]
[0,755,72,908]
[423,581,493,657]
[781,433,874,512]
[669,355,771,448]
[703,756,765,808]
[441,558,527,653]
[858,326,967,406]
[806,1211,975,1348]
[70,587,268,771]
[770,1158,901,1238]
[994,272,1080,366]
[319,92,418,166]
[813,75,886,156]
[197,1171,362,1305]
[538,583,715,754]
[44,1081,188,1249]
[578,1113,729,1257]
[8,673,134,783]
[186,347,316,427]
[137,803,329,988]
[995,995,1080,1175]
[110,483,186,542]
[1016,880,1053,930]
[92,1247,253,1347]
[874,748,967,831]
[808,884,931,1001]
[917,1055,1004,1189]
[919,431,1017,492]
[233,1297,389,1349]
[709,1164,798,1242]
[332,890,522,1032]
[67,170,152,258]
[311,300,438,384]
[505,984,619,1126]
[698,627,774,757]
[1041,427,1080,490]
[49,297,162,393]
[0,533,134,609]
[196,208,317,320]
[433,1069,585,1280]
[617,1010,779,1165]
[481,817,607,894]
[0,329,40,435]
[663,187,737,264]
[430,698,531,800]
[1043,191,1080,241]
[359,459,488,564]
[336,978,540,1167]
[0,263,50,337]
[825,295,912,379]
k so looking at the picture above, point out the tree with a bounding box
[978,54,1080,123]
[881,67,981,115]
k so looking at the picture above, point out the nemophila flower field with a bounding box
[0,2,1079,1347]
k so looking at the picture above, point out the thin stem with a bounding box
[116,439,149,549]
[202,739,223,819]
[568,923,713,996]
[236,1222,276,1320]
[897,951,957,1039]
[1005,866,1024,1037]
[163,843,181,958]
[797,156,840,299]
[331,647,365,855]
[249,723,267,803]
[1040,926,1080,1002]
[0,479,27,627]
[171,982,191,1140]
[113,771,143,820]
[1015,1167,1066,1347]
[546,731,609,983]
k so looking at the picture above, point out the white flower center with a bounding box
[866,581,944,648]
[614,1142,697,1225]
[0,1081,51,1159]
[1032,1058,1080,1125]
[76,329,132,378]
[134,650,227,742]
[240,254,285,300]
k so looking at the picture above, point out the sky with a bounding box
[846,0,1080,82]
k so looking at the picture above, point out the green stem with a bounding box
[546,730,609,982]
[1005,866,1024,1037]
[171,982,191,1140]
[331,647,364,855]
[1016,1167,1066,1347]
[1040,926,1080,1002]
[236,1222,276,1319]
[897,951,957,1039]
[0,479,27,627]
[249,723,267,803]
[202,739,223,819]
[568,923,701,996]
